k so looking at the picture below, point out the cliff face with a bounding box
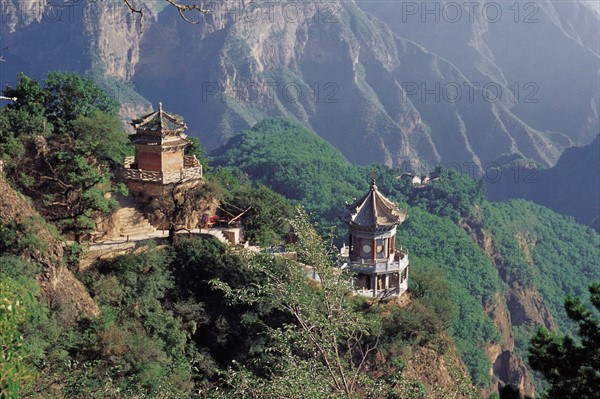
[0,174,99,320]
[131,0,570,170]
[405,344,479,399]
[358,0,600,146]
[2,0,598,173]
[464,217,563,398]
[485,295,534,398]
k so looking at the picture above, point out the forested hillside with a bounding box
[1,84,598,398]
[212,117,600,395]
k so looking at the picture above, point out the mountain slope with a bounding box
[212,117,600,396]
[487,135,600,231]
[0,174,99,320]
[2,0,597,172]
[357,0,600,144]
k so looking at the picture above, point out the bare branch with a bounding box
[165,0,211,24]
[122,0,211,32]
[123,0,144,33]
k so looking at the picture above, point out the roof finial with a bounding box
[370,169,377,190]
[158,102,163,111]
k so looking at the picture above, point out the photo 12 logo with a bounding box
[437,161,540,183]
[201,81,339,104]
[398,1,539,24]
[401,81,540,104]
[1,0,140,25]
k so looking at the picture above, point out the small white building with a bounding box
[339,179,409,298]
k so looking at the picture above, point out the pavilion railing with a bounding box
[120,164,203,184]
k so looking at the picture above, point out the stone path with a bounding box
[80,227,248,270]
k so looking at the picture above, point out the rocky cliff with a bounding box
[0,173,99,321]
[463,212,575,398]
[1,0,598,173]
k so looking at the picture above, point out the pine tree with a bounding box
[528,282,600,398]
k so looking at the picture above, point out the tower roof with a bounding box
[340,179,406,228]
[131,102,186,134]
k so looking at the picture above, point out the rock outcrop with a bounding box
[0,174,99,320]
[464,218,551,398]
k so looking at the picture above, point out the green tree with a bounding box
[210,207,380,398]
[381,259,457,347]
[185,136,209,169]
[408,168,485,222]
[528,282,600,398]
[1,72,129,241]
[220,183,295,246]
[72,111,130,162]
[42,71,119,135]
[147,180,219,243]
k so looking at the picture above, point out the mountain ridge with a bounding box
[2,0,598,173]
[486,134,600,231]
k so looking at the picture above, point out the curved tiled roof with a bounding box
[340,180,407,227]
[131,102,186,134]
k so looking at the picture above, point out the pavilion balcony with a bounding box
[120,156,203,184]
[349,250,408,273]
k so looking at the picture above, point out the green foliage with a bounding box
[4,105,596,398]
[0,74,49,154]
[72,110,130,162]
[69,244,193,396]
[0,218,49,258]
[395,207,501,386]
[0,278,34,399]
[0,256,40,280]
[219,179,295,246]
[528,282,600,399]
[41,71,119,135]
[380,259,457,347]
[408,168,485,222]
[209,208,382,398]
[483,200,600,333]
[146,180,219,243]
[210,117,600,390]
[0,72,130,240]
[169,235,286,378]
[185,136,209,168]
[210,117,417,242]
[211,117,365,222]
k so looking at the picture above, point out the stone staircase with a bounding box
[203,227,228,244]
[115,197,156,238]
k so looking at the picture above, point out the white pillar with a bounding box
[398,271,401,290]
[372,274,377,297]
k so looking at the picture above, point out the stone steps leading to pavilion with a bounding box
[119,224,156,237]
[115,202,156,238]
